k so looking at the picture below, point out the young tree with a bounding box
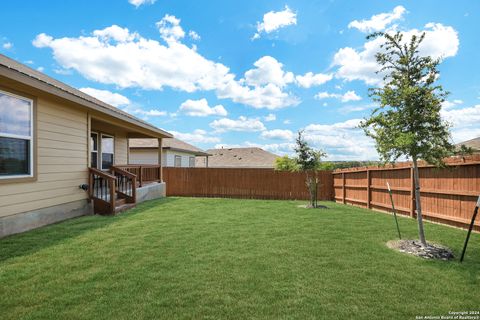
[294,131,326,208]
[274,155,300,171]
[360,32,456,246]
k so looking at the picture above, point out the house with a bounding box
[196,147,279,168]
[0,54,173,237]
[129,138,210,167]
[457,137,480,153]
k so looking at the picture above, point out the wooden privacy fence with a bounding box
[333,155,480,230]
[163,168,333,200]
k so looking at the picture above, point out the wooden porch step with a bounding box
[114,202,136,214]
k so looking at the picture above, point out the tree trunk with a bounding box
[306,171,315,208]
[412,158,427,246]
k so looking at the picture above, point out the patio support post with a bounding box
[158,138,163,183]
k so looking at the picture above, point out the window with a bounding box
[174,155,182,167]
[189,156,195,167]
[101,134,114,170]
[0,90,33,179]
[90,132,98,169]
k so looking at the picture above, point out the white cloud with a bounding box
[253,6,297,39]
[156,14,185,43]
[314,90,362,102]
[348,6,406,33]
[79,87,130,107]
[441,104,480,142]
[304,119,378,161]
[210,116,266,133]
[93,25,138,42]
[216,81,300,110]
[2,42,13,50]
[442,99,463,110]
[295,72,333,88]
[264,113,276,122]
[33,22,298,110]
[244,56,294,88]
[170,129,220,144]
[178,98,227,117]
[128,0,156,7]
[261,129,294,141]
[333,23,459,85]
[32,24,228,93]
[189,30,201,41]
[123,107,167,117]
[37,66,45,72]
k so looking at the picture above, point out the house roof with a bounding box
[457,137,480,152]
[129,138,210,156]
[0,54,172,138]
[202,147,279,168]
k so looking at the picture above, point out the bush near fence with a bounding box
[163,168,333,201]
[333,155,480,231]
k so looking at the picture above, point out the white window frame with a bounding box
[189,156,195,168]
[174,155,182,167]
[0,89,34,180]
[100,133,115,171]
[90,131,99,169]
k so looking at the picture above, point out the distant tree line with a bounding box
[275,156,380,171]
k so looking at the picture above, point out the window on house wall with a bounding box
[189,156,195,167]
[90,132,98,169]
[174,155,182,167]
[101,134,114,170]
[0,90,33,178]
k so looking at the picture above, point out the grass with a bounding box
[0,197,479,319]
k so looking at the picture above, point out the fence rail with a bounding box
[333,155,480,230]
[163,167,333,201]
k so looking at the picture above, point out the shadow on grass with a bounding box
[0,197,178,263]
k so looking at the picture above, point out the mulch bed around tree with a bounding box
[387,239,454,261]
[297,204,329,209]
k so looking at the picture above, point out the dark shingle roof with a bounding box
[0,54,172,138]
[457,137,480,152]
[129,138,210,156]
[199,147,279,168]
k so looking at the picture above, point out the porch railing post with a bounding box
[109,178,116,214]
[132,176,137,203]
[139,166,143,187]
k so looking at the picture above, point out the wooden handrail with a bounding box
[111,166,137,179]
[88,167,116,214]
[89,167,116,180]
[89,167,137,214]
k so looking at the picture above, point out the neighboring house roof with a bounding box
[202,147,279,168]
[0,54,172,138]
[457,137,480,152]
[129,138,211,156]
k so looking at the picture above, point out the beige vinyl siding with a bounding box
[129,149,160,165]
[115,133,128,165]
[0,97,89,218]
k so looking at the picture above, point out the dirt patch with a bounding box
[297,204,329,209]
[387,239,454,261]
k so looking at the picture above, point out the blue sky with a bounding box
[1,0,479,160]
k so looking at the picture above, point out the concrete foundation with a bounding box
[136,182,166,203]
[0,199,93,238]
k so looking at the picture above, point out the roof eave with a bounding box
[0,64,173,139]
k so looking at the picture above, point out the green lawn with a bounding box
[1,198,479,319]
